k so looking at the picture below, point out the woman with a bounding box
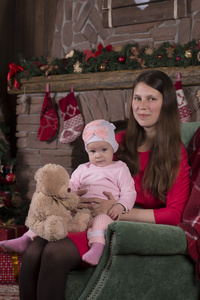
[19,70,190,300]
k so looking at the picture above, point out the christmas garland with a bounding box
[8,40,200,89]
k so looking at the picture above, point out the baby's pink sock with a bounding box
[0,235,32,253]
[82,242,104,266]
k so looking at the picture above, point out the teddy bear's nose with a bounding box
[68,188,71,193]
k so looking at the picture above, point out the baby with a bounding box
[69,119,136,265]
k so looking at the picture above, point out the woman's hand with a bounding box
[77,191,116,217]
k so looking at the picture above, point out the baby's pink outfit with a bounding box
[69,160,136,246]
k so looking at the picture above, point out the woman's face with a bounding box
[132,82,163,131]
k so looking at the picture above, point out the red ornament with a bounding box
[118,56,126,64]
[176,56,181,61]
[6,172,16,182]
[157,54,162,59]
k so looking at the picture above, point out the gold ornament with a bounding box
[130,47,147,69]
[144,47,154,55]
[99,63,107,72]
[166,47,175,58]
[185,49,192,58]
[73,61,82,73]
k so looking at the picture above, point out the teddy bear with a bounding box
[25,163,92,242]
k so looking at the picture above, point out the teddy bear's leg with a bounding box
[71,210,91,232]
[43,216,69,241]
[0,229,37,253]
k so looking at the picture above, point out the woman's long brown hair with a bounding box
[117,70,182,203]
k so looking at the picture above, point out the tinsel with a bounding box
[8,40,200,89]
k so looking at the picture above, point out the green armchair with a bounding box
[65,122,200,300]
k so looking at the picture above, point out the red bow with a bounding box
[95,44,113,57]
[7,63,24,90]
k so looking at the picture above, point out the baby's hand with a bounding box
[108,204,125,220]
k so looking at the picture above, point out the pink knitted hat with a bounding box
[82,119,119,153]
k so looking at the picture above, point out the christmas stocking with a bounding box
[37,84,59,141]
[175,73,191,123]
[58,85,84,143]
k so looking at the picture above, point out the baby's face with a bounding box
[87,141,114,167]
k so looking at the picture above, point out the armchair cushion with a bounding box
[107,221,188,256]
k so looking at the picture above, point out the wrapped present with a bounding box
[0,252,23,283]
[0,225,27,241]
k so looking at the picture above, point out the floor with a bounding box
[0,284,19,300]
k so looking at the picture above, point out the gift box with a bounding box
[0,224,27,283]
[0,252,23,283]
[0,225,27,241]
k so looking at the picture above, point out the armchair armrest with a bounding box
[106,221,188,256]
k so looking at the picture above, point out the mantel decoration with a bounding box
[7,40,200,90]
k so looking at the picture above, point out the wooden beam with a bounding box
[7,66,200,95]
[102,0,187,27]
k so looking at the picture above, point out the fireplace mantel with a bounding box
[8,66,200,94]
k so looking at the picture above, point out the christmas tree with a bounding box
[0,99,24,225]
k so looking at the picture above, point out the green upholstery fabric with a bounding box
[180,122,200,147]
[65,122,200,300]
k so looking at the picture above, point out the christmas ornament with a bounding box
[174,72,191,123]
[6,165,16,182]
[11,192,23,208]
[129,46,147,69]
[144,47,154,55]
[58,84,84,144]
[197,52,200,62]
[65,50,75,59]
[157,54,162,59]
[176,56,181,61]
[166,46,175,58]
[40,63,59,77]
[185,49,192,58]
[6,172,16,182]
[118,55,126,64]
[37,84,59,141]
[99,63,107,71]
[73,61,82,73]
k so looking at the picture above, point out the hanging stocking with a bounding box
[174,73,192,123]
[37,84,59,141]
[58,85,84,143]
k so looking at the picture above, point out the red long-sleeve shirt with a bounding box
[115,131,190,225]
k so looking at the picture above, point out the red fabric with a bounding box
[37,91,59,141]
[179,127,200,280]
[58,92,84,143]
[67,231,90,268]
[115,131,190,225]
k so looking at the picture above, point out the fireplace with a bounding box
[8,67,200,201]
